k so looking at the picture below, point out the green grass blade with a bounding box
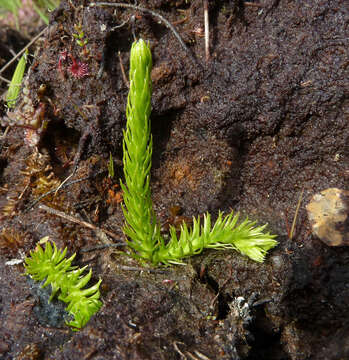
[32,2,49,24]
[6,50,27,108]
[0,0,21,14]
[0,0,21,28]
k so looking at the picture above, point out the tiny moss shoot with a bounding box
[121,39,277,265]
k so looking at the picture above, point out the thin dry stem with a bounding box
[25,175,90,211]
[173,341,186,359]
[0,27,48,76]
[0,74,11,84]
[38,204,124,244]
[244,2,264,7]
[90,2,200,67]
[118,51,129,87]
[290,187,304,239]
[203,0,210,62]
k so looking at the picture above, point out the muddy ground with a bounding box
[0,0,348,359]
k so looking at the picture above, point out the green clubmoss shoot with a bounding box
[121,39,277,265]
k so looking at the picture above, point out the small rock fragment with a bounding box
[306,188,349,246]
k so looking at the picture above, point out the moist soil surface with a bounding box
[0,1,348,359]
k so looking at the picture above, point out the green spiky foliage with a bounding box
[24,242,102,330]
[121,39,277,265]
[120,39,161,263]
[155,212,278,265]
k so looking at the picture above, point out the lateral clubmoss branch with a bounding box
[24,242,102,330]
[121,39,277,265]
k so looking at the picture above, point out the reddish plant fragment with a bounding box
[68,54,89,78]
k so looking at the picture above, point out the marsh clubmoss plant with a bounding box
[121,39,278,265]
[24,242,102,330]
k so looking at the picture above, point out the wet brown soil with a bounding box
[0,0,348,359]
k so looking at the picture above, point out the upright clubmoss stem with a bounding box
[120,39,162,262]
[121,39,277,265]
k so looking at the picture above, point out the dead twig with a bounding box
[110,17,129,32]
[118,51,129,87]
[203,0,210,63]
[0,74,11,84]
[244,2,264,7]
[25,175,90,211]
[0,126,10,138]
[38,204,125,244]
[187,351,211,360]
[289,187,304,239]
[192,351,211,360]
[173,341,187,359]
[90,2,200,67]
[80,243,125,253]
[117,265,168,273]
[172,9,189,26]
[54,171,74,196]
[0,27,48,76]
[53,109,95,197]
[209,264,233,312]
